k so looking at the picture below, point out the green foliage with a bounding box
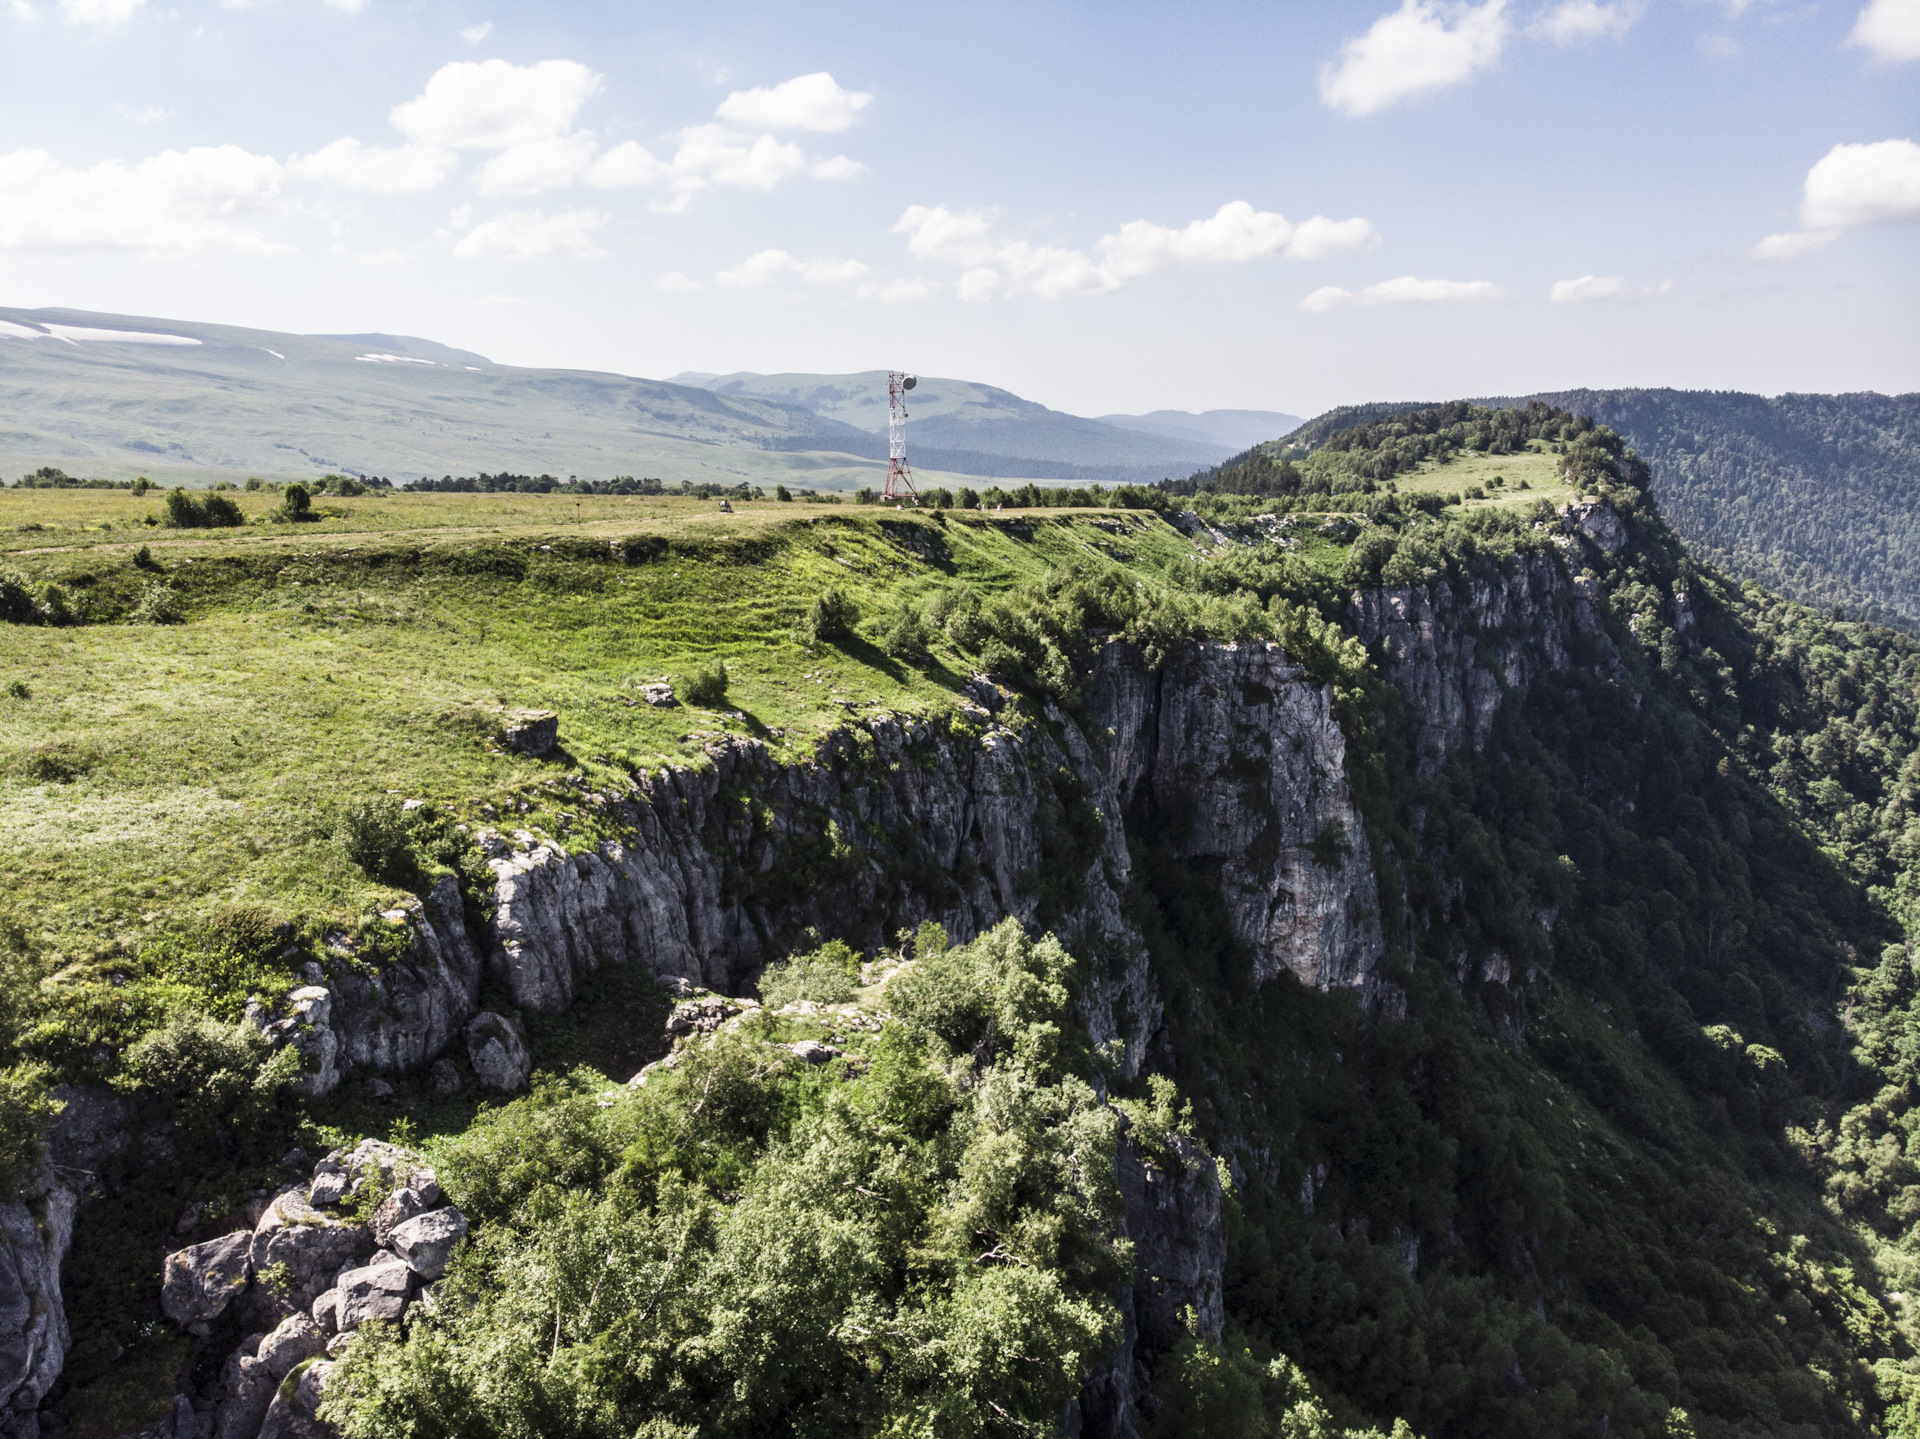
[757,938,859,1008]
[335,796,413,882]
[131,580,182,624]
[806,584,859,644]
[880,600,933,662]
[0,566,35,623]
[162,487,244,529]
[277,483,315,522]
[681,660,729,708]
[325,921,1133,1438]
[0,1063,62,1199]
[114,1012,299,1140]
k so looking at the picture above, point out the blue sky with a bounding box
[0,0,1914,415]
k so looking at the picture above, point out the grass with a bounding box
[1389,440,1574,509]
[0,494,1193,961]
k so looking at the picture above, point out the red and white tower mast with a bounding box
[883,371,919,504]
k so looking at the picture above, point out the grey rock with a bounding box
[502,708,559,755]
[388,1207,468,1280]
[160,1229,251,1326]
[369,1188,426,1248]
[361,1077,396,1100]
[323,877,484,1079]
[465,1012,531,1091]
[212,1315,325,1439]
[335,1252,414,1329]
[250,1191,371,1307]
[256,1359,332,1439]
[309,1288,338,1335]
[789,1040,840,1065]
[428,1057,462,1096]
[0,1188,75,1417]
[1563,498,1627,554]
[642,683,676,706]
[306,1161,346,1209]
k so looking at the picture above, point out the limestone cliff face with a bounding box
[360,639,1386,1084]
[1349,527,1620,776]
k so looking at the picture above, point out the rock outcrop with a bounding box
[0,1188,75,1438]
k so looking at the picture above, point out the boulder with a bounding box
[307,1160,347,1209]
[250,1191,371,1307]
[388,1207,468,1280]
[309,1288,339,1335]
[429,1057,463,1096]
[502,708,559,756]
[212,1315,326,1439]
[369,1188,427,1248]
[160,1230,252,1326]
[335,1252,413,1329]
[789,1039,842,1065]
[257,1359,333,1439]
[465,1011,531,1091]
[642,683,676,706]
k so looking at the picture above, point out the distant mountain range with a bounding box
[0,309,1302,489]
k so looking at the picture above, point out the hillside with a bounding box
[0,307,892,491]
[1505,389,1920,630]
[1094,407,1304,451]
[11,411,1920,1437]
[675,370,1237,481]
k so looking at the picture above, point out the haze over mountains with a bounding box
[0,308,1267,490]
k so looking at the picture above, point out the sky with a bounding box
[0,0,1915,417]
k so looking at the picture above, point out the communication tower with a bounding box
[883,371,919,504]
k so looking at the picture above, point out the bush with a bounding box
[163,488,244,529]
[115,1013,298,1140]
[5,681,28,700]
[757,938,860,1008]
[0,568,35,624]
[682,660,729,708]
[131,476,151,496]
[133,545,158,571]
[0,1064,61,1199]
[244,477,264,492]
[132,581,182,625]
[278,483,314,522]
[775,485,792,502]
[336,797,413,881]
[881,602,933,662]
[806,585,859,645]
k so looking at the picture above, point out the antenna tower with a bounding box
[883,371,919,504]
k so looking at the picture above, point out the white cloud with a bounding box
[1319,0,1510,116]
[473,133,599,193]
[0,144,287,255]
[715,248,871,288]
[461,20,491,44]
[864,277,938,303]
[671,126,807,190]
[1528,0,1643,44]
[715,72,871,133]
[10,2,37,20]
[1750,228,1839,259]
[1298,275,1506,311]
[289,137,456,192]
[1550,273,1627,301]
[893,200,1378,300]
[392,59,599,150]
[1800,137,1920,227]
[655,270,701,293]
[1755,137,1920,257]
[1847,0,1920,60]
[120,104,173,124]
[584,141,669,188]
[808,154,867,181]
[451,207,607,259]
[323,0,369,11]
[59,0,142,24]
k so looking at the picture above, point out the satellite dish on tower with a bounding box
[883,371,920,504]
[902,375,917,390]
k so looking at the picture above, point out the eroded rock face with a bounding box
[212,1315,327,1439]
[322,877,484,1079]
[387,1208,467,1280]
[0,1188,75,1424]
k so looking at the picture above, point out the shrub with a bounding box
[115,1013,298,1140]
[5,681,28,700]
[244,477,264,492]
[38,585,72,625]
[130,476,151,496]
[757,938,860,1008]
[0,568,35,624]
[682,660,729,708]
[162,487,243,529]
[775,484,792,502]
[278,484,314,522]
[336,797,413,881]
[21,748,89,784]
[0,1064,61,1199]
[203,492,244,526]
[132,581,182,625]
[881,602,933,662]
[133,545,158,571]
[806,585,859,645]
